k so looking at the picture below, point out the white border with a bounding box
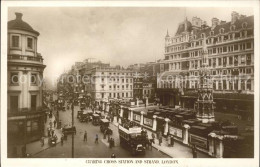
[1,1,259,167]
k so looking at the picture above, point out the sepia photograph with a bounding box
[1,1,259,167]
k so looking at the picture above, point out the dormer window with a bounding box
[219,28,224,34]
[201,33,205,38]
[210,31,214,36]
[242,22,248,29]
[230,25,236,31]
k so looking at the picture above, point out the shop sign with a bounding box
[133,114,141,122]
[169,126,183,138]
[143,117,153,127]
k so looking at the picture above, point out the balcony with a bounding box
[8,54,44,65]
[8,107,46,118]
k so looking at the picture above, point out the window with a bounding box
[10,72,19,85]
[31,95,37,111]
[229,57,233,65]
[122,79,124,83]
[30,73,37,85]
[223,80,227,90]
[246,68,251,74]
[242,22,248,29]
[247,80,251,90]
[101,93,104,98]
[241,55,245,64]
[213,48,216,54]
[27,37,33,49]
[223,46,227,52]
[210,31,214,36]
[12,35,19,47]
[218,58,222,66]
[10,96,18,112]
[246,42,251,49]
[234,45,238,51]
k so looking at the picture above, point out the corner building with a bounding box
[7,13,46,146]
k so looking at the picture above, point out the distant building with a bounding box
[7,13,46,147]
[83,66,134,104]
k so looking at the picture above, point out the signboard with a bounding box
[189,134,208,149]
[143,117,153,127]
[169,126,183,139]
[133,114,141,122]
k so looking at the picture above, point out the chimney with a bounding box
[220,20,226,25]
[211,18,219,28]
[231,11,239,24]
[15,12,23,20]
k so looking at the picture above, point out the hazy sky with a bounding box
[8,7,253,88]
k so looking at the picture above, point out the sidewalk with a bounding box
[145,130,211,158]
[26,112,63,156]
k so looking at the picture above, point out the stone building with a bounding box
[7,13,46,147]
[157,11,254,120]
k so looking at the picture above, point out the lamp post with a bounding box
[71,97,75,158]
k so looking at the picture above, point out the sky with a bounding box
[8,7,253,88]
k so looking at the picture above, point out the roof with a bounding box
[194,15,254,38]
[8,13,40,35]
[175,19,192,35]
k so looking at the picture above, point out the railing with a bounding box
[8,107,46,117]
[8,54,43,63]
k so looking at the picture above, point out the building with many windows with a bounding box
[157,11,254,119]
[7,13,46,150]
[83,66,134,103]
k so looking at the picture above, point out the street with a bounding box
[33,105,169,158]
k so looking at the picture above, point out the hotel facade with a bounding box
[157,11,254,119]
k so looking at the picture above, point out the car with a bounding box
[77,110,83,119]
[62,125,76,135]
[100,119,113,135]
[48,136,57,146]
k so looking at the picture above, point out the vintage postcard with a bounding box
[1,1,259,167]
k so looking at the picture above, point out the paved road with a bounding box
[33,105,169,158]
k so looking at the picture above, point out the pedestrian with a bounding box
[54,120,57,128]
[84,131,87,142]
[51,129,54,137]
[192,145,197,158]
[104,129,107,139]
[61,135,64,145]
[171,136,175,147]
[111,153,116,158]
[95,134,99,144]
[47,128,51,137]
[41,137,45,147]
[151,133,155,144]
[49,121,53,129]
[159,136,162,146]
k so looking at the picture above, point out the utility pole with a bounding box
[71,103,74,158]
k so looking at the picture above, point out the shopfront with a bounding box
[8,112,45,145]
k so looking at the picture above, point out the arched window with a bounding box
[242,22,248,29]
[201,33,205,38]
[219,28,224,34]
[230,25,236,31]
